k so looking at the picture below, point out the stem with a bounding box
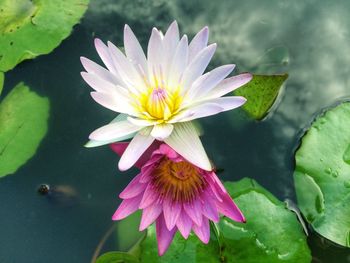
[90,224,116,263]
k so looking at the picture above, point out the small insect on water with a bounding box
[37,184,79,206]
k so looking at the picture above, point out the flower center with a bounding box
[138,85,182,122]
[152,157,206,202]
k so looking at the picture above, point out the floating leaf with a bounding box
[0,0,89,72]
[102,178,310,262]
[139,225,219,263]
[221,178,311,263]
[96,252,139,263]
[235,74,288,120]
[116,210,144,251]
[0,72,3,95]
[294,102,350,247]
[0,82,49,177]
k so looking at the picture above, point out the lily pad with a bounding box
[220,178,311,263]
[0,0,89,72]
[234,74,288,120]
[99,178,310,262]
[0,82,49,177]
[0,72,3,95]
[96,252,139,263]
[294,102,350,247]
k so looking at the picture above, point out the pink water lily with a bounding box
[81,21,252,172]
[111,142,245,256]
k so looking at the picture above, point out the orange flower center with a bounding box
[152,157,206,202]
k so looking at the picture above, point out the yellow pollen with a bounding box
[152,157,206,202]
[137,84,183,122]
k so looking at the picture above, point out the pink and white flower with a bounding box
[81,21,252,171]
[110,142,245,256]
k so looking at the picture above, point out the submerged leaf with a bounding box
[294,102,350,247]
[234,74,288,120]
[0,0,89,72]
[0,82,49,177]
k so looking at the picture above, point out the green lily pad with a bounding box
[99,178,310,262]
[220,178,311,263]
[0,72,4,95]
[235,74,288,120]
[96,252,139,263]
[0,82,49,177]
[0,0,89,72]
[294,102,350,247]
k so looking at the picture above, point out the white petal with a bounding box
[80,57,124,86]
[181,44,216,92]
[107,41,144,92]
[205,73,253,99]
[168,35,188,87]
[163,21,180,79]
[186,64,235,101]
[90,91,138,116]
[164,122,211,171]
[188,26,209,62]
[169,103,223,123]
[81,72,127,94]
[151,124,174,140]
[208,96,247,111]
[118,127,155,171]
[89,120,142,141]
[127,116,157,127]
[85,114,136,147]
[147,28,164,86]
[124,25,148,73]
[94,38,118,75]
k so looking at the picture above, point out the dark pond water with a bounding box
[1,0,350,262]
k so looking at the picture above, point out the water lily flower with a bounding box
[110,142,245,256]
[81,21,252,171]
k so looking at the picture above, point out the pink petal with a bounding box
[112,194,142,220]
[183,199,203,226]
[139,202,163,231]
[176,210,192,239]
[119,174,146,199]
[139,184,158,209]
[192,217,210,244]
[156,214,177,256]
[217,193,245,223]
[163,199,182,230]
[201,191,219,222]
[158,144,179,159]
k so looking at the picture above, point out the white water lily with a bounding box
[81,21,252,171]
